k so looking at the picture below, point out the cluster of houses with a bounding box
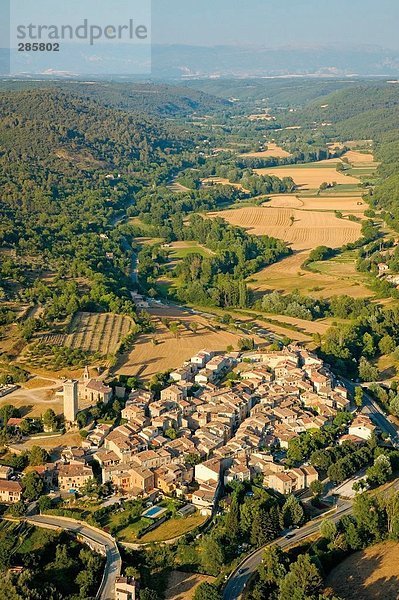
[0,345,377,514]
[0,447,95,504]
[83,347,361,513]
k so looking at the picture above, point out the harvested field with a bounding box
[165,571,216,600]
[209,206,361,249]
[250,250,371,299]
[116,306,264,379]
[261,313,330,335]
[254,165,360,189]
[240,143,291,158]
[22,377,57,390]
[265,194,366,213]
[201,177,249,193]
[65,312,133,355]
[342,150,377,166]
[325,541,399,600]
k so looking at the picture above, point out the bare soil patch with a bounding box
[165,571,216,600]
[325,541,399,600]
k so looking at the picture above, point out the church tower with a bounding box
[63,379,78,424]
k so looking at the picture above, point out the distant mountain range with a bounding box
[2,44,399,79]
[151,44,399,79]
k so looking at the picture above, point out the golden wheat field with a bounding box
[210,206,361,249]
[116,307,263,380]
[239,142,291,158]
[265,194,366,213]
[342,150,379,167]
[254,165,360,189]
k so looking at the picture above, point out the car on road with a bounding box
[285,532,296,539]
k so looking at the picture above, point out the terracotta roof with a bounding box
[0,480,22,492]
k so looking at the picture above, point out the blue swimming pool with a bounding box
[142,505,168,519]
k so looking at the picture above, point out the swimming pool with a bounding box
[142,505,168,519]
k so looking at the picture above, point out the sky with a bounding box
[152,0,399,49]
[1,0,399,52]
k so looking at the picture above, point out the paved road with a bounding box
[27,515,121,600]
[341,376,399,445]
[223,501,352,600]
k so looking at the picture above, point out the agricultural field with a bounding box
[209,199,372,299]
[166,572,216,600]
[116,305,264,379]
[250,246,371,299]
[239,142,291,158]
[166,241,214,261]
[325,541,399,600]
[201,176,250,192]
[209,206,361,248]
[265,193,367,214]
[254,163,360,190]
[65,312,134,355]
[342,149,379,167]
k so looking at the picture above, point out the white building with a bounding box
[115,576,138,600]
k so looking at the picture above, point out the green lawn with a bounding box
[168,242,212,260]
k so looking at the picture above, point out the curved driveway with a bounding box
[27,514,121,600]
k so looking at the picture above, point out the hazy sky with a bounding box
[1,0,399,51]
[152,0,399,49]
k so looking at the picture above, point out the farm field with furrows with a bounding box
[265,194,366,213]
[65,312,133,355]
[208,206,361,248]
[249,249,372,299]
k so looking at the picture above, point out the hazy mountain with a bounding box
[2,44,399,79]
[151,44,399,79]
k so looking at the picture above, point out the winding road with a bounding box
[223,500,352,600]
[27,515,121,600]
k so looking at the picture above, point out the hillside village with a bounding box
[0,345,374,517]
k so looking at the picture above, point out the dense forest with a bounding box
[0,88,191,320]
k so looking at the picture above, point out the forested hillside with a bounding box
[0,80,230,117]
[0,88,189,327]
